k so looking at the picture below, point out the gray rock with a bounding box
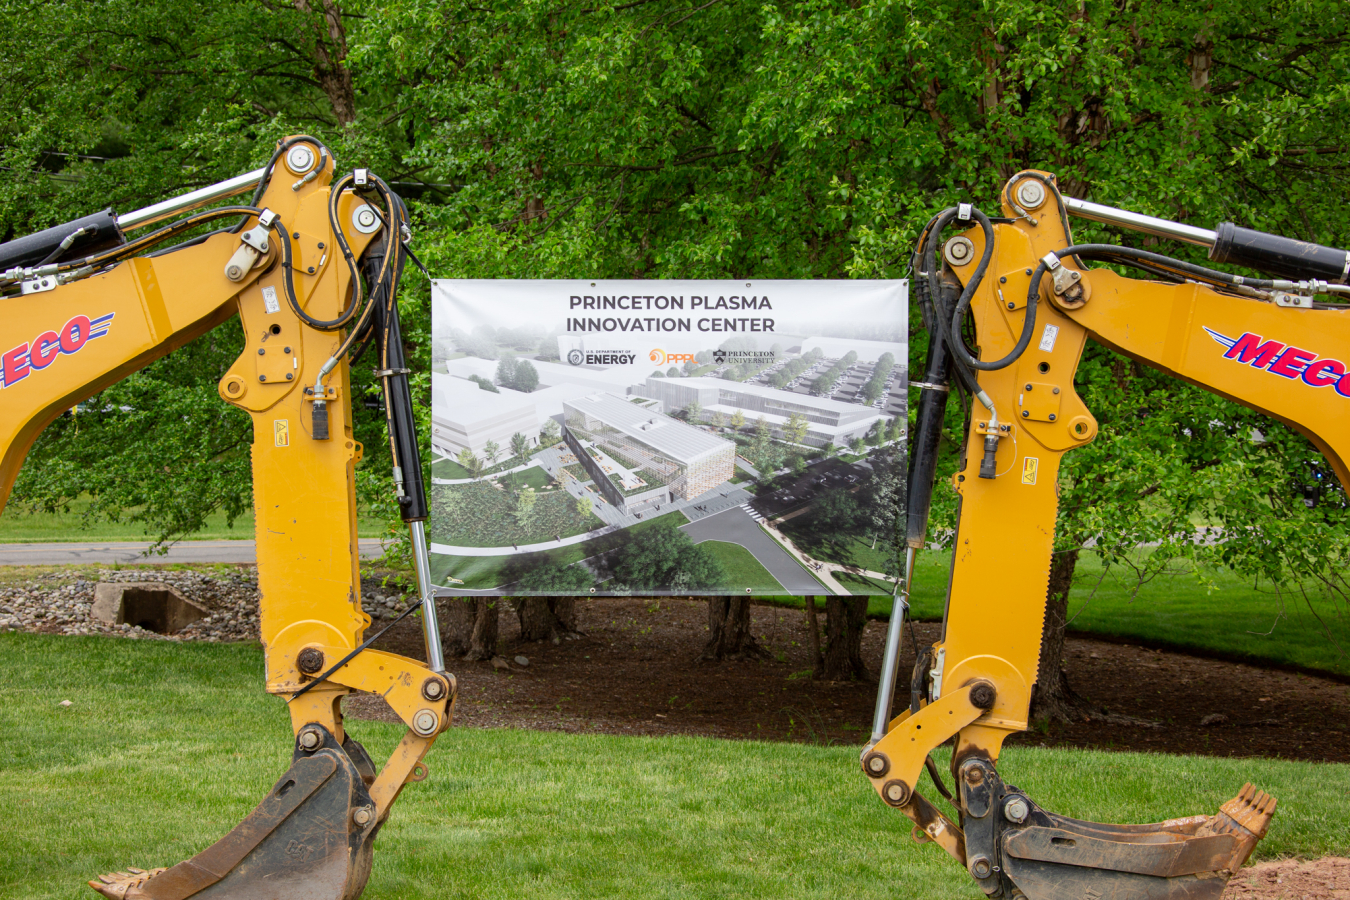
[514,655,530,667]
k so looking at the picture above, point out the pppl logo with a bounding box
[1,313,114,388]
[650,348,695,365]
[1205,326,1350,395]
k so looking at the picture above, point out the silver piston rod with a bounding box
[1063,196,1217,248]
[116,168,267,231]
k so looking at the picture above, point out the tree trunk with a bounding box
[516,597,580,643]
[1029,550,1149,725]
[466,599,500,660]
[821,596,871,681]
[804,596,823,676]
[1030,549,1085,722]
[436,597,475,657]
[702,597,766,659]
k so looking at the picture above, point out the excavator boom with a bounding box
[859,171,1349,899]
[0,137,451,900]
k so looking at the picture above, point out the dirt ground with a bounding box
[347,597,1350,899]
[356,596,1350,762]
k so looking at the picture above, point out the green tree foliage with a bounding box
[469,375,499,393]
[515,486,537,529]
[495,355,519,389]
[457,448,483,480]
[510,432,531,463]
[514,361,540,393]
[3,0,1349,626]
[517,561,593,593]
[667,367,681,378]
[783,413,810,446]
[540,419,561,446]
[861,353,895,405]
[612,526,726,591]
[483,440,502,469]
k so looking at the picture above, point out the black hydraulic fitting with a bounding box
[978,434,999,479]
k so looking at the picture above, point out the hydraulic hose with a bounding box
[947,206,1040,372]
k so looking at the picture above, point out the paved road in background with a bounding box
[0,539,388,566]
[679,507,832,595]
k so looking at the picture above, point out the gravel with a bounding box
[0,568,414,643]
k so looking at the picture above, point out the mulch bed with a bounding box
[354,596,1350,763]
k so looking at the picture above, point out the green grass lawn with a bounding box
[0,496,385,543]
[833,571,896,596]
[698,540,786,595]
[777,512,898,577]
[769,547,1349,678]
[2,633,1347,900]
[498,466,555,492]
[432,454,531,481]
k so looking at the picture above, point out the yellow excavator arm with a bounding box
[861,171,1350,898]
[0,137,453,900]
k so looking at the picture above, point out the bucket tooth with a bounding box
[90,869,166,899]
[1196,783,1278,872]
[952,756,1277,900]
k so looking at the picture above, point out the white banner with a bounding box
[429,279,906,597]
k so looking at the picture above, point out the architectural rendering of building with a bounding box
[431,373,539,458]
[562,392,735,512]
[800,335,904,362]
[640,376,883,447]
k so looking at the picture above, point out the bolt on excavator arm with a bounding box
[0,137,450,900]
[859,170,1346,899]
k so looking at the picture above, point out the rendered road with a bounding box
[0,538,388,566]
[679,507,833,595]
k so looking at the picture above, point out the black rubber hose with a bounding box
[948,207,1040,372]
[921,210,985,396]
[1063,243,1280,289]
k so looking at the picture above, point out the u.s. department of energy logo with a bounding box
[569,349,636,366]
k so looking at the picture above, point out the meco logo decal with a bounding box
[1205,326,1350,395]
[650,349,695,366]
[1,313,114,388]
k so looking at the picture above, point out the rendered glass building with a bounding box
[562,392,735,513]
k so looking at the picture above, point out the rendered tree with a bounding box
[514,361,539,393]
[456,448,484,481]
[494,355,518,389]
[509,432,530,464]
[483,440,502,471]
[730,410,747,434]
[540,419,561,446]
[515,486,537,530]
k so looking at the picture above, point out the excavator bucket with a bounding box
[946,752,1277,900]
[90,726,379,900]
